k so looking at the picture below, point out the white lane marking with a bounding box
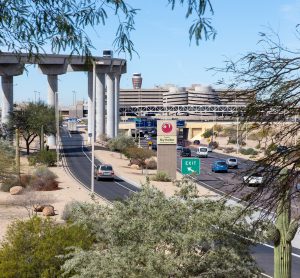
[114,180,136,193]
[261,273,272,278]
[81,140,136,194]
[261,243,300,258]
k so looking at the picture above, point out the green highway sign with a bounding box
[181,158,201,175]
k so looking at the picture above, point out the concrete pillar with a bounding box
[106,73,115,138]
[96,72,105,139]
[1,76,13,124]
[114,74,121,137]
[47,75,57,147]
[88,71,93,141]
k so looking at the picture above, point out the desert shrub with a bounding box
[223,147,235,153]
[146,158,157,169]
[108,135,135,153]
[151,171,171,182]
[265,142,278,155]
[240,148,258,156]
[209,141,219,149]
[227,137,237,144]
[28,150,56,166]
[0,176,20,192]
[27,154,38,166]
[29,166,58,191]
[0,174,33,192]
[0,217,93,277]
[124,147,154,171]
[33,166,57,180]
[61,201,82,221]
[202,128,213,138]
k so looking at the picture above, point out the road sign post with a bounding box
[181,158,201,175]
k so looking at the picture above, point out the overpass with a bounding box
[0,51,126,145]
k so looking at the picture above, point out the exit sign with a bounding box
[181,158,201,175]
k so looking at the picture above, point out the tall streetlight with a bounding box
[55,92,60,166]
[91,61,96,194]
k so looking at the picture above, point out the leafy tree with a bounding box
[0,217,93,278]
[124,147,154,173]
[8,102,55,155]
[0,140,15,182]
[0,1,215,58]
[108,135,135,157]
[62,178,263,277]
[202,128,213,138]
[215,30,300,213]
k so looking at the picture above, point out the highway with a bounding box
[60,127,139,202]
[60,130,300,277]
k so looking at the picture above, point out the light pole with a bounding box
[91,61,96,194]
[55,92,60,166]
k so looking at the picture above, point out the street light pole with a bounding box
[91,61,96,194]
[55,92,60,167]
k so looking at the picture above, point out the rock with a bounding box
[130,164,140,170]
[34,205,45,212]
[42,205,55,216]
[10,186,23,195]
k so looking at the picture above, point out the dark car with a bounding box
[152,144,157,151]
[277,146,288,153]
[193,140,200,145]
[181,147,191,157]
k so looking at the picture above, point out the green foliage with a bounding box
[202,128,213,138]
[0,177,20,192]
[29,150,57,167]
[265,142,277,156]
[240,148,258,156]
[8,102,56,154]
[124,147,154,169]
[151,171,171,182]
[108,135,135,153]
[0,217,93,278]
[62,179,262,277]
[0,140,15,182]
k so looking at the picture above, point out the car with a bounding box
[95,164,114,181]
[176,145,183,151]
[212,160,228,173]
[193,140,200,145]
[277,146,288,153]
[226,158,238,169]
[180,147,191,157]
[243,173,263,186]
[196,146,208,158]
[151,144,157,151]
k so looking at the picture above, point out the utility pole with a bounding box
[15,128,20,178]
[55,92,60,167]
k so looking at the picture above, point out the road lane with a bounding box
[60,127,140,202]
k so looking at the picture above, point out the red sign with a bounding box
[161,122,173,133]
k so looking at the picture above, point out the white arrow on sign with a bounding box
[187,167,195,172]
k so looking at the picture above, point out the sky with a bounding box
[4,0,300,106]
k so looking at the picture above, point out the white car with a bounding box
[196,146,209,158]
[226,158,238,169]
[243,173,263,186]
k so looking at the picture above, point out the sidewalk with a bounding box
[94,148,216,198]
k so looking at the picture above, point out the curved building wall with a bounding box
[163,86,188,106]
[187,85,219,105]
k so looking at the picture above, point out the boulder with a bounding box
[130,164,140,170]
[10,186,23,195]
[42,205,55,216]
[34,205,45,212]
